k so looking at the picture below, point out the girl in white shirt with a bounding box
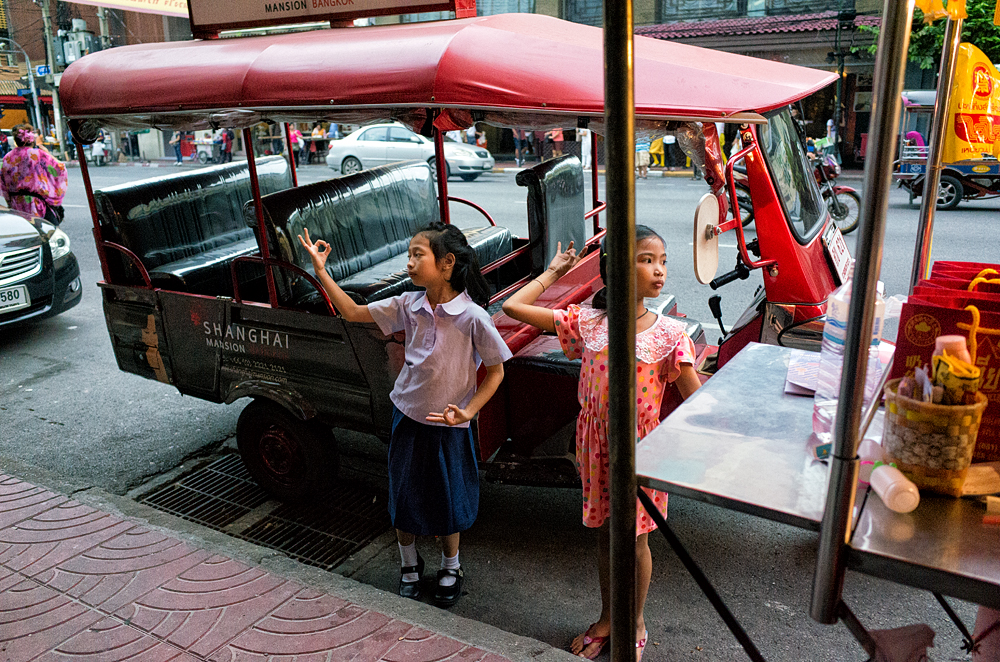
[298,222,511,608]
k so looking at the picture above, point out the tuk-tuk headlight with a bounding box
[49,227,71,260]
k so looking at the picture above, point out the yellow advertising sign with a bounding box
[944,43,1000,163]
[63,0,189,18]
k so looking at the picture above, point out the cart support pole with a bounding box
[604,0,638,658]
[909,16,964,292]
[433,118,451,225]
[809,0,913,625]
[591,131,601,234]
[76,136,110,283]
[244,128,279,308]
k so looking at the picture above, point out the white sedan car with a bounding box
[326,123,494,181]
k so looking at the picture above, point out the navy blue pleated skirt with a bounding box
[388,406,480,536]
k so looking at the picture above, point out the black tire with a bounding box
[341,156,363,175]
[428,157,450,181]
[824,189,861,234]
[936,174,963,210]
[459,173,480,182]
[236,399,334,502]
[734,184,754,227]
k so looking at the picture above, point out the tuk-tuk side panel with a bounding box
[220,303,374,430]
[745,127,837,308]
[346,323,405,440]
[100,283,173,386]
[159,291,224,400]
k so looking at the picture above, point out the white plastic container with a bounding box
[869,463,920,514]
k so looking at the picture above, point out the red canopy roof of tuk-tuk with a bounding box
[60,13,835,133]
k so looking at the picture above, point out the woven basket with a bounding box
[882,378,988,497]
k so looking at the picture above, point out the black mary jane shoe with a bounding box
[433,567,464,608]
[399,555,424,600]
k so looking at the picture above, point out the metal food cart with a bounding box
[600,0,999,659]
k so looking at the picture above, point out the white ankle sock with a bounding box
[439,552,460,587]
[399,542,419,582]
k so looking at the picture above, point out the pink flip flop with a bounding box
[575,624,609,660]
[636,630,648,661]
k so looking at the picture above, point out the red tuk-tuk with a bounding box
[59,13,839,501]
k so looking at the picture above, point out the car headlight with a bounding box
[49,227,71,260]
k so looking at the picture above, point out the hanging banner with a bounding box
[188,0,476,37]
[63,0,189,18]
[943,43,1000,162]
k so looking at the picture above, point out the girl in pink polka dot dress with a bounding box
[503,226,701,660]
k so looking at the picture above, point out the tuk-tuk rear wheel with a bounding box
[936,175,963,210]
[237,399,334,502]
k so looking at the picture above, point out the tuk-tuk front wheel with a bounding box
[936,175,963,210]
[237,399,334,502]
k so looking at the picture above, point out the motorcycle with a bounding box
[732,153,861,234]
[813,153,861,234]
[88,136,109,166]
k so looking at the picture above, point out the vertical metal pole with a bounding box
[433,124,451,224]
[283,122,299,187]
[244,128,278,307]
[592,130,601,233]
[909,17,963,292]
[76,136,110,283]
[96,7,111,49]
[810,0,914,625]
[604,0,637,658]
[38,0,65,154]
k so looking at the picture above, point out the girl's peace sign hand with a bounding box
[297,227,331,272]
[426,404,471,427]
[547,240,580,277]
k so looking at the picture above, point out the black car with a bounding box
[0,208,81,326]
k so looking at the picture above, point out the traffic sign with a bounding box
[35,65,50,76]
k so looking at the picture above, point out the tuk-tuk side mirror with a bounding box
[693,193,720,285]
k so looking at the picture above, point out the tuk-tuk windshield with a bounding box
[759,108,826,242]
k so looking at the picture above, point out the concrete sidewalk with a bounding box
[0,469,575,662]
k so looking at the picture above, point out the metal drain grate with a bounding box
[140,454,390,570]
[141,454,270,529]
[240,483,390,570]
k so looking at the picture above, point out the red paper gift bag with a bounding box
[890,298,1000,463]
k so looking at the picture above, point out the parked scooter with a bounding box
[89,135,109,166]
[733,153,860,234]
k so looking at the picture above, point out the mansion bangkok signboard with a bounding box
[188,0,476,37]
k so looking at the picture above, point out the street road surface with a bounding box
[2,162,997,661]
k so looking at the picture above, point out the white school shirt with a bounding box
[368,290,513,428]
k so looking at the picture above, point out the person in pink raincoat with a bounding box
[1,123,68,225]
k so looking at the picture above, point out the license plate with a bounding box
[822,224,852,285]
[0,285,30,313]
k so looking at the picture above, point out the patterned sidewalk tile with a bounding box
[0,475,67,530]
[30,616,204,662]
[0,500,133,578]
[37,526,212,613]
[115,555,301,657]
[382,627,497,662]
[0,573,103,661]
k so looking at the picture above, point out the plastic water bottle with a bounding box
[812,277,885,441]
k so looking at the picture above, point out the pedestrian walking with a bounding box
[578,127,592,170]
[635,136,651,179]
[502,229,701,661]
[297,222,511,609]
[1,123,68,226]
[222,128,234,163]
[546,128,564,158]
[513,129,526,167]
[169,131,183,164]
[289,126,304,165]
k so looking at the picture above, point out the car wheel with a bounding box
[936,175,963,210]
[460,173,480,182]
[236,399,335,502]
[341,156,363,175]
[428,157,450,181]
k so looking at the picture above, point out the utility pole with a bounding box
[97,7,111,49]
[35,0,66,156]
